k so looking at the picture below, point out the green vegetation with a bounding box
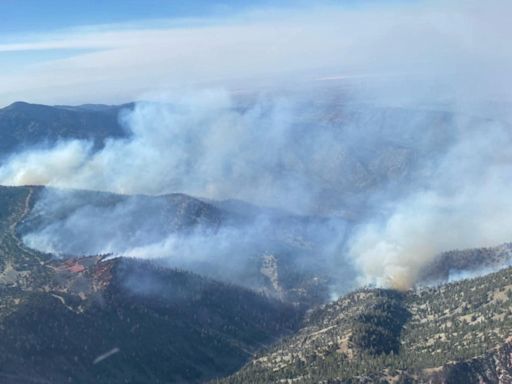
[219,267,512,383]
[0,259,300,383]
[350,290,409,356]
[0,186,51,285]
[0,185,302,383]
[0,183,510,383]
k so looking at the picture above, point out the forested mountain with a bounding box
[219,266,512,383]
[0,185,300,383]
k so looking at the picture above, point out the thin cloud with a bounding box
[0,1,510,106]
[0,2,437,105]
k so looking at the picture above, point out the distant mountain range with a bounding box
[0,101,132,154]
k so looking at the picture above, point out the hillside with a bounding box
[420,243,512,283]
[0,185,300,383]
[219,266,512,383]
[0,102,131,153]
[0,258,300,383]
[18,187,337,306]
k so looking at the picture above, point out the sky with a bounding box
[0,1,299,35]
[0,0,424,106]
[0,0,382,35]
[0,0,508,107]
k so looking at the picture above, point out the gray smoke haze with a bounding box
[0,91,334,212]
[21,187,350,293]
[350,117,512,290]
[1,0,512,292]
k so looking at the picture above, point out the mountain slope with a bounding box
[0,258,300,384]
[18,187,338,306]
[0,185,300,383]
[219,267,512,383]
[0,101,131,153]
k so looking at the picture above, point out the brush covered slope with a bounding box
[0,185,300,383]
[219,267,512,383]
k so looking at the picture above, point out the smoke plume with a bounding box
[1,0,512,292]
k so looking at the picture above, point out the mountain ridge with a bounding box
[0,185,302,383]
[0,101,132,154]
[218,265,512,383]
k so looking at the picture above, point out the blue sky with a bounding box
[0,0,507,107]
[0,0,373,36]
[0,1,246,34]
[0,0,397,105]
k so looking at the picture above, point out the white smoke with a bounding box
[21,186,350,292]
[350,112,512,290]
[0,90,323,212]
[1,0,512,292]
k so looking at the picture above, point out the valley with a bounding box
[0,101,511,383]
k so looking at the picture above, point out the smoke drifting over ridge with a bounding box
[1,0,512,292]
[350,122,512,290]
[0,91,324,211]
